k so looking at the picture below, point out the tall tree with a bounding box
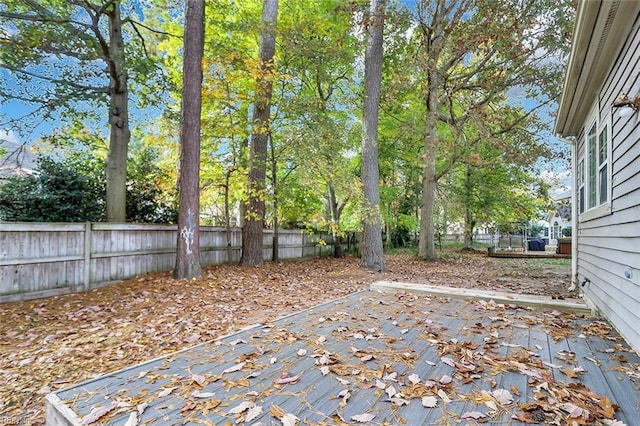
[360,0,386,270]
[240,0,278,266]
[274,0,361,256]
[174,0,205,279]
[411,0,572,260]
[0,1,165,222]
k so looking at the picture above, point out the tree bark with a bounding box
[270,134,279,262]
[174,0,204,279]
[326,185,345,258]
[105,2,130,223]
[360,0,386,271]
[241,0,278,266]
[417,1,447,261]
[224,167,236,263]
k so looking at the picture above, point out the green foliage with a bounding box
[0,157,104,222]
[528,221,545,238]
[1,0,575,241]
[0,128,178,223]
[0,0,168,136]
[126,143,178,224]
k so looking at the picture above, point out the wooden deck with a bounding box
[47,288,640,425]
[488,249,571,259]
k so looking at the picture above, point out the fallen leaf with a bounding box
[192,390,216,398]
[408,373,420,384]
[598,396,616,418]
[422,396,438,408]
[336,377,350,385]
[80,404,116,425]
[485,400,498,411]
[270,403,286,419]
[244,405,263,422]
[191,373,206,386]
[137,402,148,416]
[561,403,590,419]
[158,387,176,397]
[439,374,452,384]
[274,373,302,385]
[351,413,375,423]
[388,397,409,406]
[124,412,138,426]
[603,420,627,426]
[385,385,397,398]
[441,357,455,367]
[222,362,246,374]
[228,401,256,414]
[492,389,513,405]
[461,411,486,419]
[281,412,299,426]
[437,389,452,403]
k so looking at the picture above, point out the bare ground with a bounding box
[0,249,573,423]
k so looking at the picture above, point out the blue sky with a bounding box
[1,0,572,196]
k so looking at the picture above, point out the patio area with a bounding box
[47,285,640,425]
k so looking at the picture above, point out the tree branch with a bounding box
[2,64,109,93]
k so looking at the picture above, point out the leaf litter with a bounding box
[0,252,638,424]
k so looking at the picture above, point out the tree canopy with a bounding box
[0,0,574,261]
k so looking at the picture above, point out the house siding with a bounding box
[576,11,640,352]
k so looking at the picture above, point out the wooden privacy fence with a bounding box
[0,223,333,303]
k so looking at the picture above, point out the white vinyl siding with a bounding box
[573,10,640,353]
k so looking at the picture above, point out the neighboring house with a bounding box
[0,139,37,181]
[555,0,640,352]
[546,192,572,246]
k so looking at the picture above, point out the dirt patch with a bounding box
[0,250,574,423]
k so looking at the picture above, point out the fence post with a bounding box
[83,222,92,291]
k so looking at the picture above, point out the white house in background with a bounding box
[554,0,640,352]
[546,191,572,247]
[0,139,37,181]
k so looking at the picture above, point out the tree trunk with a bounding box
[174,0,204,279]
[326,185,344,258]
[417,4,445,261]
[418,127,437,260]
[105,2,129,223]
[270,135,279,262]
[360,0,386,271]
[224,167,236,263]
[240,0,278,266]
[463,164,473,249]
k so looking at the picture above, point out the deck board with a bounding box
[47,289,640,425]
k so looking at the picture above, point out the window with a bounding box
[552,221,561,240]
[579,109,611,220]
[578,159,585,214]
[587,123,597,209]
[598,125,609,205]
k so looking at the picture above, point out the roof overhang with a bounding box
[554,0,640,137]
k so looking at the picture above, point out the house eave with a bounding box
[554,0,640,137]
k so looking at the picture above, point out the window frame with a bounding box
[578,106,612,222]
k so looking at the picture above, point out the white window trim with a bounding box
[578,106,612,222]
